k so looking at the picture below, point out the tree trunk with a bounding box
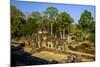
[51,23,53,35]
[63,28,65,39]
[60,31,62,39]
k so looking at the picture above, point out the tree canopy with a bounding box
[11,6,95,44]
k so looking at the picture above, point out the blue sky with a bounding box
[11,0,95,23]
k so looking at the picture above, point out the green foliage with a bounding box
[57,12,73,30]
[31,11,49,32]
[19,18,38,36]
[11,6,95,44]
[46,7,58,20]
[11,6,25,37]
[31,11,41,20]
[74,30,83,42]
[89,21,95,34]
[78,10,94,32]
[11,6,24,17]
[89,33,95,44]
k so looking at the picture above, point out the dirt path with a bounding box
[32,50,95,63]
[32,51,68,62]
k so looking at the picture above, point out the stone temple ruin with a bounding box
[23,31,75,53]
[11,30,95,63]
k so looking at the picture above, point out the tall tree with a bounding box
[11,6,25,37]
[78,10,94,33]
[78,10,95,43]
[45,7,58,35]
[31,11,43,32]
[42,11,50,33]
[57,12,73,39]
